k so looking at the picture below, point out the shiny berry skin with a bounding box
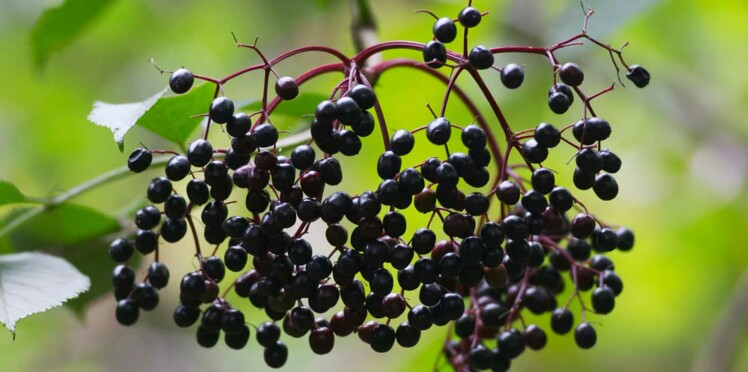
[423,41,447,68]
[591,286,616,314]
[548,92,571,114]
[115,299,139,326]
[146,177,172,203]
[497,180,521,205]
[109,238,133,262]
[427,117,451,145]
[335,97,361,126]
[186,179,209,205]
[458,6,482,27]
[616,227,635,251]
[391,129,415,156]
[574,323,597,349]
[264,341,288,368]
[147,262,169,289]
[593,174,619,201]
[573,167,595,190]
[209,96,234,124]
[500,63,524,89]
[370,323,396,352]
[275,76,299,100]
[523,324,548,350]
[521,139,548,164]
[348,84,377,110]
[290,145,315,170]
[173,304,200,327]
[469,45,494,70]
[252,123,279,148]
[549,187,574,212]
[135,205,161,230]
[187,139,213,167]
[433,17,457,43]
[224,246,248,272]
[165,155,191,181]
[531,168,555,194]
[626,64,650,88]
[550,308,574,334]
[559,62,584,86]
[160,218,187,243]
[227,113,251,138]
[461,124,487,150]
[534,123,561,148]
[600,149,622,173]
[497,329,526,359]
[169,68,194,94]
[127,148,152,173]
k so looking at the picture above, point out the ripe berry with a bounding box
[224,246,248,272]
[309,327,335,355]
[264,341,288,368]
[523,325,548,350]
[173,304,200,327]
[497,329,526,359]
[433,17,457,43]
[574,323,597,349]
[164,195,186,219]
[165,155,191,181]
[187,139,213,167]
[335,97,361,126]
[548,92,571,114]
[135,205,161,230]
[550,308,574,334]
[225,325,250,349]
[348,84,377,110]
[127,148,152,173]
[573,167,595,190]
[275,76,299,100]
[161,218,187,243]
[290,145,315,170]
[521,140,548,164]
[109,238,134,262]
[227,113,251,138]
[531,168,555,194]
[469,45,494,70]
[591,286,616,314]
[594,228,619,252]
[616,227,635,251]
[370,324,396,352]
[600,149,622,173]
[497,180,521,205]
[593,174,619,201]
[257,321,281,347]
[458,6,482,27]
[209,96,234,124]
[391,130,415,155]
[146,177,172,203]
[534,123,561,148]
[169,68,194,94]
[500,63,524,89]
[133,282,159,310]
[396,321,421,348]
[461,124,487,150]
[573,117,611,144]
[252,123,279,148]
[626,64,650,88]
[147,261,169,289]
[186,179,209,205]
[115,299,139,326]
[336,129,362,156]
[427,117,451,145]
[423,41,447,68]
[559,62,584,86]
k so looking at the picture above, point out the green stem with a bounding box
[0,131,312,241]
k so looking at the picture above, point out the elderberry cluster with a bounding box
[108,2,649,370]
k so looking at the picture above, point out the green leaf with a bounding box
[0,252,90,335]
[0,204,120,252]
[88,83,215,150]
[30,0,116,68]
[136,83,216,148]
[0,181,25,206]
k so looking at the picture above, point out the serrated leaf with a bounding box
[0,181,25,206]
[0,252,90,334]
[88,88,167,151]
[31,0,116,68]
[89,83,215,150]
[136,83,215,148]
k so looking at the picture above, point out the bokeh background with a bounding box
[0,0,747,371]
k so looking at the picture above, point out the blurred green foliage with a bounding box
[0,0,746,371]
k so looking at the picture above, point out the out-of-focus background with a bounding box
[0,0,746,371]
